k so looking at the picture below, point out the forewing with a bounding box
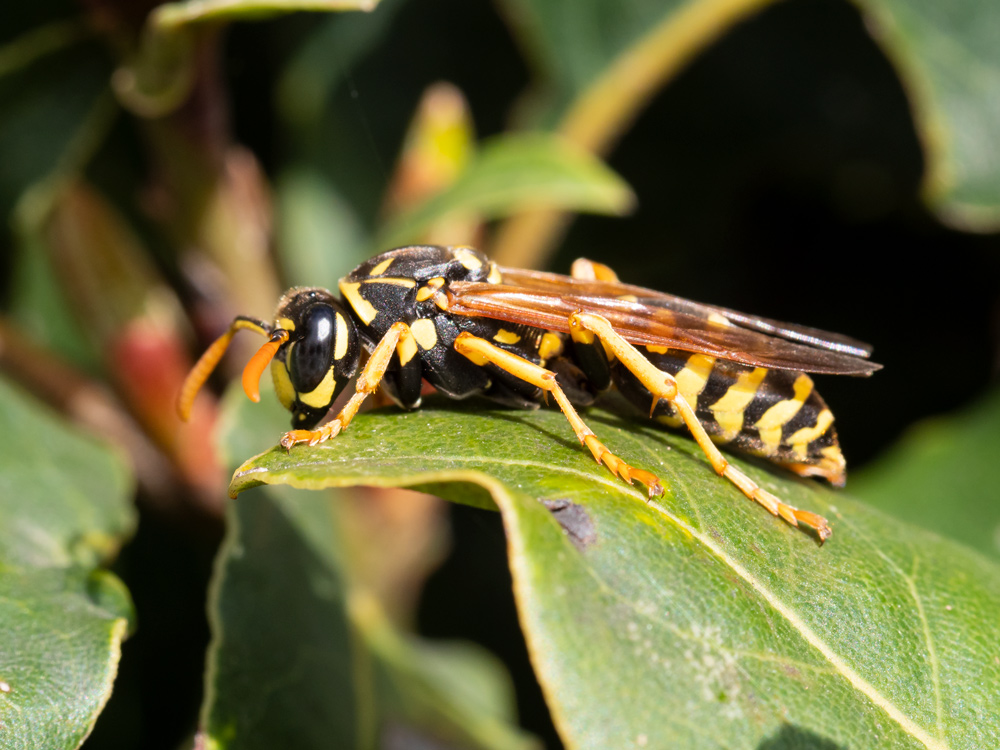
[499,267,875,358]
[448,280,881,375]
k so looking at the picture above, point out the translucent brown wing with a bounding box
[447,272,881,375]
[499,267,874,357]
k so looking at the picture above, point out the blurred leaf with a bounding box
[231,397,1000,749]
[116,0,379,118]
[201,385,536,749]
[851,386,1000,561]
[500,0,766,146]
[493,0,751,266]
[8,225,101,374]
[203,488,535,750]
[155,0,380,28]
[0,20,86,77]
[857,0,1000,229]
[276,0,406,132]
[0,376,135,749]
[0,38,113,216]
[496,0,1000,261]
[0,377,134,567]
[382,82,478,247]
[375,133,634,250]
[276,167,369,291]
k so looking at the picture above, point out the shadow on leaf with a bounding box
[756,724,846,750]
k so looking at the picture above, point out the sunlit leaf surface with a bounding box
[230,397,1000,749]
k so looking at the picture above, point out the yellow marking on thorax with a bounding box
[334,313,349,360]
[410,318,438,350]
[339,281,378,325]
[787,409,834,460]
[397,326,418,366]
[538,332,563,360]
[298,368,337,409]
[417,277,446,302]
[276,317,296,332]
[755,373,814,454]
[646,344,668,355]
[674,354,715,408]
[570,327,595,345]
[270,359,296,410]
[370,257,394,275]
[493,329,521,345]
[363,277,416,288]
[453,246,482,270]
[487,262,502,284]
[709,367,768,440]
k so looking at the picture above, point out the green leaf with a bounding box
[0,378,134,568]
[115,0,379,117]
[497,0,1000,257]
[154,0,380,29]
[203,487,536,750]
[230,397,1000,749]
[499,0,770,146]
[855,0,1000,228]
[275,167,369,292]
[0,36,113,217]
[374,133,635,250]
[201,385,537,749]
[0,377,136,749]
[850,387,1000,562]
[490,0,768,266]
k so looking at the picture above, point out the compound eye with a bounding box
[288,304,336,394]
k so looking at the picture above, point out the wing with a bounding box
[499,267,874,358]
[447,274,881,376]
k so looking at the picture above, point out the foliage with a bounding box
[0,0,998,748]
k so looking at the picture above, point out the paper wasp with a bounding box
[178,245,880,541]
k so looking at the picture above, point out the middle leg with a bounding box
[453,332,663,497]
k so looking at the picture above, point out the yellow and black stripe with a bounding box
[614,348,846,484]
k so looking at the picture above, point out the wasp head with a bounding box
[243,288,361,429]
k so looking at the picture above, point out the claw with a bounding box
[793,509,833,543]
[582,434,663,497]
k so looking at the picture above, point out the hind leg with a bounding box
[569,312,832,541]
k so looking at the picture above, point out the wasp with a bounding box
[178,245,880,541]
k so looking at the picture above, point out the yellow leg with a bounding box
[453,332,663,497]
[569,312,832,541]
[280,322,414,449]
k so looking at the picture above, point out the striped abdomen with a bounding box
[613,347,847,484]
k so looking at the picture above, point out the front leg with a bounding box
[280,322,414,448]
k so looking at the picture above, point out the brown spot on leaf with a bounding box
[543,499,597,550]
